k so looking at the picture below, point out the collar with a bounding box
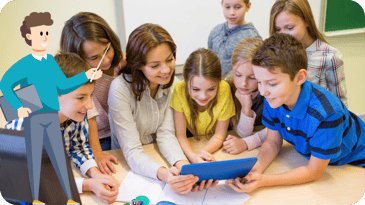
[306,39,320,53]
[145,84,169,99]
[224,22,253,34]
[284,80,311,119]
[32,53,48,61]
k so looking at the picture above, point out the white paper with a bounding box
[117,171,251,205]
[157,183,206,205]
[117,171,165,204]
[203,181,251,205]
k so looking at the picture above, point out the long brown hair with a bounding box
[60,12,122,71]
[120,23,176,101]
[183,48,222,139]
[269,0,327,43]
[228,37,263,128]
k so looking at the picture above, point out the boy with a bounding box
[208,0,261,77]
[6,53,120,204]
[228,33,365,193]
[0,12,102,205]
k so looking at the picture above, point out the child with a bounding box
[228,33,365,193]
[61,12,126,175]
[208,0,261,77]
[6,53,120,204]
[171,48,235,164]
[109,23,212,194]
[270,0,347,105]
[223,38,267,154]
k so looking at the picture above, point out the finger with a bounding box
[192,184,199,192]
[199,180,206,191]
[106,161,117,174]
[169,174,195,184]
[226,135,234,141]
[169,166,180,176]
[204,179,213,189]
[228,181,244,193]
[98,163,106,175]
[109,155,119,165]
[102,162,112,175]
[212,179,219,187]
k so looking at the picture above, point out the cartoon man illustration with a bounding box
[0,12,102,205]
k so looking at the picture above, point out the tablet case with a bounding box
[0,84,43,122]
[180,157,257,182]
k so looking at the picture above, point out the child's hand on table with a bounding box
[227,171,263,193]
[223,135,248,155]
[167,166,199,194]
[83,173,120,204]
[94,152,119,175]
[191,149,215,164]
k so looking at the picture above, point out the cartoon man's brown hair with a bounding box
[251,33,307,80]
[20,12,54,46]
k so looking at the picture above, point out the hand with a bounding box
[174,160,190,171]
[83,174,120,204]
[235,90,252,109]
[94,152,119,175]
[223,135,248,155]
[17,107,31,118]
[167,166,199,194]
[86,68,103,81]
[190,149,215,164]
[227,172,263,193]
[191,179,220,192]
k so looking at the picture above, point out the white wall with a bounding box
[122,0,322,65]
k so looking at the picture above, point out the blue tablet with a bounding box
[180,157,257,182]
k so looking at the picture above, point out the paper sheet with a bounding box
[117,171,251,205]
[117,171,165,203]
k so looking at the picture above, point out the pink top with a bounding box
[87,74,114,139]
[236,110,267,151]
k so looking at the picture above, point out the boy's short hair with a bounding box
[20,12,54,46]
[251,33,307,80]
[221,0,250,5]
[54,52,92,84]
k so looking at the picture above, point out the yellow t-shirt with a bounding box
[171,80,235,136]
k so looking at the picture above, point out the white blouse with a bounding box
[108,74,187,179]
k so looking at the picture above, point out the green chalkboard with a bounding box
[325,0,365,33]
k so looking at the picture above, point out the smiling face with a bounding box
[188,76,219,110]
[233,61,258,95]
[58,84,94,124]
[274,10,313,48]
[253,65,302,110]
[26,25,49,52]
[82,40,115,71]
[221,0,251,28]
[141,43,175,91]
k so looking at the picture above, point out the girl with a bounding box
[223,38,267,155]
[60,12,126,175]
[171,48,235,164]
[270,0,347,105]
[108,23,210,194]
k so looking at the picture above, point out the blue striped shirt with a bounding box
[262,80,365,167]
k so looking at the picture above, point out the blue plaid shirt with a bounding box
[208,22,261,77]
[6,115,97,175]
[262,80,365,167]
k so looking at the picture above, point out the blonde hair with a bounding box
[269,0,327,43]
[228,38,263,128]
[183,48,222,139]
